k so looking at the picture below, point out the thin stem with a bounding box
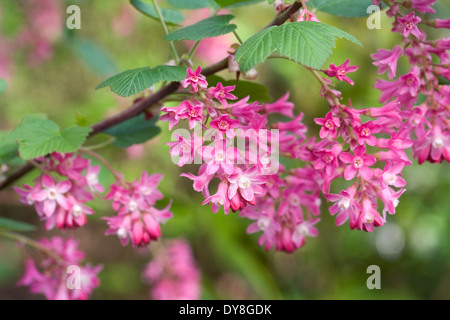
[79,148,128,188]
[233,30,243,44]
[187,41,201,60]
[152,0,180,64]
[0,230,64,264]
[83,137,115,151]
[27,160,52,176]
[309,68,341,106]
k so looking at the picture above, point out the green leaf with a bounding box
[234,27,276,74]
[0,217,36,232]
[9,115,92,160]
[105,114,161,148]
[67,38,118,77]
[0,79,6,94]
[130,0,184,25]
[215,0,264,8]
[168,0,217,9]
[235,21,361,72]
[309,0,385,17]
[165,15,237,41]
[0,132,24,166]
[268,0,275,4]
[206,75,271,102]
[96,65,187,97]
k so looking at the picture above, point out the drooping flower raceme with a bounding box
[143,239,201,300]
[104,172,173,247]
[18,236,102,300]
[14,152,103,230]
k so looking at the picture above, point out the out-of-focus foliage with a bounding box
[0,0,449,300]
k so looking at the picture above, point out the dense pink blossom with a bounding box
[18,237,102,300]
[104,172,172,247]
[14,153,102,230]
[143,239,201,300]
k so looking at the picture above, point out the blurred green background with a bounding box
[0,0,449,300]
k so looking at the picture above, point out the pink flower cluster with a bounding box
[14,153,103,230]
[104,172,173,247]
[162,67,324,251]
[143,239,201,300]
[371,0,450,165]
[18,237,102,300]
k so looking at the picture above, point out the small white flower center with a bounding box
[140,186,152,196]
[289,194,301,206]
[215,151,225,162]
[129,200,138,211]
[325,120,335,130]
[432,136,444,149]
[239,176,251,189]
[365,213,374,224]
[353,157,363,168]
[338,198,350,210]
[72,205,82,217]
[218,120,229,130]
[48,188,57,200]
[117,227,128,238]
[87,173,98,185]
[257,217,270,230]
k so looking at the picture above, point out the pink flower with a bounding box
[160,106,182,130]
[263,92,295,118]
[415,126,450,164]
[85,165,104,193]
[380,161,406,188]
[314,112,341,140]
[325,59,359,85]
[18,236,101,300]
[208,82,237,105]
[52,152,89,180]
[104,173,172,247]
[397,12,422,38]
[45,195,94,230]
[132,172,163,206]
[292,219,320,248]
[297,8,320,22]
[313,143,342,176]
[203,180,231,214]
[200,140,238,175]
[359,199,384,232]
[181,164,214,194]
[227,166,266,204]
[178,100,204,129]
[143,239,201,300]
[277,113,307,139]
[355,121,382,146]
[339,145,376,181]
[209,114,240,137]
[411,0,436,13]
[371,46,403,79]
[182,66,208,93]
[167,133,203,167]
[325,186,360,228]
[434,18,450,29]
[241,200,281,251]
[30,175,71,217]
